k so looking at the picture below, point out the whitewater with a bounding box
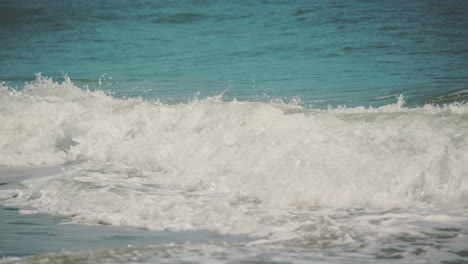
[1,75,468,263]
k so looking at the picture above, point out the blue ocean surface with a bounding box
[2,0,468,106]
[1,1,468,263]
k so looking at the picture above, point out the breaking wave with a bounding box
[1,75,468,246]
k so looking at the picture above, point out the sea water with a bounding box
[1,0,468,263]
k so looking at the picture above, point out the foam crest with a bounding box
[2,76,468,244]
[0,75,111,165]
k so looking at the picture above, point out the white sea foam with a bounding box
[1,75,468,248]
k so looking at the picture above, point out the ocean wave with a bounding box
[1,75,468,245]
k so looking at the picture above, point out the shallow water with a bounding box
[0,206,248,258]
[0,167,248,260]
[1,0,468,263]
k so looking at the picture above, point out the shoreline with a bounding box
[0,166,249,258]
[0,205,248,258]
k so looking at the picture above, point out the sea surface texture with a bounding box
[1,0,468,263]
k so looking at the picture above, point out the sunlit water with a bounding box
[1,0,468,263]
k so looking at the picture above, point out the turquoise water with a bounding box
[2,0,468,106]
[1,1,468,263]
